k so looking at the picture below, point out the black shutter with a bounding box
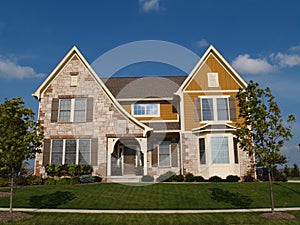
[86,98,93,122]
[152,146,158,167]
[233,138,239,164]
[42,139,51,166]
[199,138,206,164]
[194,98,201,121]
[91,138,98,166]
[229,97,236,121]
[51,98,59,122]
[171,143,178,167]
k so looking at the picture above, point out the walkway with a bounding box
[0,207,300,214]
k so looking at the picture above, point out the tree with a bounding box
[0,97,43,213]
[283,164,290,177]
[234,81,295,213]
[291,163,300,177]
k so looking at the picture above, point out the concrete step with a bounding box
[107,176,142,183]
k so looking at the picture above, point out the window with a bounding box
[50,139,91,165]
[59,98,87,122]
[201,97,229,121]
[208,73,219,87]
[211,137,229,164]
[159,141,171,166]
[199,138,206,164]
[133,103,159,116]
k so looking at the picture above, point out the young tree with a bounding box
[291,163,300,177]
[283,164,290,177]
[235,81,295,213]
[0,97,43,213]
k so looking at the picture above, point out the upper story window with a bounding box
[132,103,159,117]
[50,97,93,123]
[201,97,229,121]
[207,73,219,87]
[59,98,87,122]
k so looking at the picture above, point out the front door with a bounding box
[123,147,136,175]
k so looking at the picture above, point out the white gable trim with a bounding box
[175,45,247,95]
[33,46,152,136]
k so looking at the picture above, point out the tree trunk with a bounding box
[267,167,275,213]
[9,175,13,214]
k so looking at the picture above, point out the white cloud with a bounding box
[289,45,300,52]
[232,54,274,75]
[195,39,209,48]
[139,0,161,12]
[271,53,300,67]
[0,57,44,79]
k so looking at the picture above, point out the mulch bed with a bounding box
[260,212,296,219]
[0,212,33,222]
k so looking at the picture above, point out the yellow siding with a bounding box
[186,54,240,91]
[120,102,178,121]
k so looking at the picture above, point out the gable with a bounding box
[185,54,241,91]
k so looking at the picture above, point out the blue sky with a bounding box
[0,0,300,167]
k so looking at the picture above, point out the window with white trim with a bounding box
[51,139,91,165]
[59,98,87,122]
[211,137,229,164]
[133,103,159,117]
[159,141,171,167]
[201,97,229,121]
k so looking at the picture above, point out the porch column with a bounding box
[138,138,148,176]
[107,138,118,177]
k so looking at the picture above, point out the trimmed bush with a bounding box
[141,175,154,182]
[243,175,255,182]
[194,176,205,182]
[173,174,184,182]
[28,175,43,185]
[156,171,176,182]
[44,178,57,185]
[15,176,28,186]
[208,176,222,182]
[92,176,102,183]
[185,173,195,182]
[226,175,240,182]
[0,177,9,187]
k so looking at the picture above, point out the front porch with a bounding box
[107,137,147,182]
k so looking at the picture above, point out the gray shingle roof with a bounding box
[102,76,187,99]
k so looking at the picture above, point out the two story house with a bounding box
[33,45,254,182]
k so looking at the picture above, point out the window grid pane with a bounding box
[217,98,229,120]
[59,99,71,122]
[146,104,158,115]
[79,140,91,164]
[159,141,171,166]
[65,140,76,165]
[199,138,206,164]
[51,140,63,164]
[202,98,214,121]
[74,99,86,122]
[134,104,145,115]
[211,137,229,164]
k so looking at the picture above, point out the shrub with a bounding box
[274,172,287,182]
[194,176,205,182]
[185,173,195,182]
[15,176,28,186]
[208,176,222,182]
[0,177,9,187]
[54,164,62,176]
[141,175,154,182]
[226,175,240,182]
[80,165,93,175]
[28,175,43,185]
[69,164,80,177]
[243,175,255,182]
[44,178,57,185]
[92,176,102,183]
[79,174,95,183]
[173,174,184,182]
[45,164,55,176]
[156,171,176,182]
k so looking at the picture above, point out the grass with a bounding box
[0,182,299,210]
[1,211,300,225]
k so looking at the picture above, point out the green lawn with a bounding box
[0,182,299,210]
[1,211,300,225]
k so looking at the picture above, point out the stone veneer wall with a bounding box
[35,55,145,177]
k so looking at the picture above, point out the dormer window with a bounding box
[132,103,159,117]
